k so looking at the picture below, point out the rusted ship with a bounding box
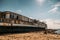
[0,11,47,33]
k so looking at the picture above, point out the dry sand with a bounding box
[0,31,60,40]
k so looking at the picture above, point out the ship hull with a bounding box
[0,26,45,34]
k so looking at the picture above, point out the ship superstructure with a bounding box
[0,11,47,29]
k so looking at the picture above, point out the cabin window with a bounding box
[18,16,20,20]
[0,19,5,22]
[3,14,6,18]
[22,16,25,21]
[0,19,2,22]
[18,15,22,20]
[14,14,17,19]
[25,17,29,21]
[29,19,32,22]
[2,19,4,22]
[16,16,18,20]
[10,14,14,19]
[1,13,6,18]
[6,14,10,18]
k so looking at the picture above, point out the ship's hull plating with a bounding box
[0,26,45,34]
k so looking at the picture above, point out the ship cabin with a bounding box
[0,11,47,29]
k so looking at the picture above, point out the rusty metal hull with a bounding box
[0,26,45,34]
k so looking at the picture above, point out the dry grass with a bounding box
[0,31,60,40]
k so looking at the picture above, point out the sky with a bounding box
[0,0,60,29]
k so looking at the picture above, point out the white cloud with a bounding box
[36,0,46,6]
[54,2,60,7]
[29,17,34,19]
[15,10,22,14]
[40,19,60,29]
[48,2,60,13]
[48,7,58,13]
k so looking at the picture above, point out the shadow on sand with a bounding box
[0,26,45,35]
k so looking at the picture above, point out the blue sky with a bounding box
[0,0,60,19]
[0,0,60,29]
